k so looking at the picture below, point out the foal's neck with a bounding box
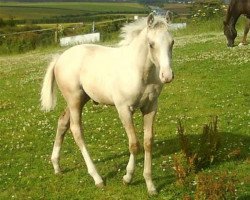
[126,28,156,84]
[128,28,152,72]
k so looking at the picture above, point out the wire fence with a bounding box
[0,18,130,54]
[0,18,129,37]
[0,28,55,37]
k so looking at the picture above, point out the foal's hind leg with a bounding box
[51,108,70,174]
[68,91,104,187]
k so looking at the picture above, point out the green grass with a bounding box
[0,2,148,20]
[174,15,248,37]
[0,24,249,199]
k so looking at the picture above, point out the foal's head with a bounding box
[146,13,174,83]
[223,21,237,47]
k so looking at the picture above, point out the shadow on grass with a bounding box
[100,131,249,190]
[60,131,249,197]
[62,167,79,174]
[238,195,250,200]
[131,174,175,191]
[154,131,249,159]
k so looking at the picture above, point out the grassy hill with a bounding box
[0,2,148,20]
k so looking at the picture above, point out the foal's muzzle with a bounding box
[160,71,174,84]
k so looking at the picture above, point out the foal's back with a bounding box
[54,44,118,104]
[54,44,143,106]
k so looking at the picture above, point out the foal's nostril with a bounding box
[160,72,174,83]
[161,72,164,79]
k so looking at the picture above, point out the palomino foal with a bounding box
[41,13,174,195]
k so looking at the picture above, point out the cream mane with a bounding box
[119,16,169,46]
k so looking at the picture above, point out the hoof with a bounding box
[122,176,132,185]
[123,179,130,185]
[148,189,158,196]
[96,182,105,188]
[54,170,62,175]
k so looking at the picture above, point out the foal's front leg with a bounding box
[116,106,139,184]
[141,103,158,195]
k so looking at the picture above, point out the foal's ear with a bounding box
[147,13,154,27]
[166,11,173,24]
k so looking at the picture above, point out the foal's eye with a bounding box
[149,42,154,49]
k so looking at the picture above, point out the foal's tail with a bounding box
[40,56,59,111]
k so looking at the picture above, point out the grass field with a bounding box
[0,2,148,20]
[0,22,249,199]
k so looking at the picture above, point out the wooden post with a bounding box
[92,21,95,33]
[54,24,58,43]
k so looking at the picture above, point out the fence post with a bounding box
[54,24,58,43]
[92,21,95,33]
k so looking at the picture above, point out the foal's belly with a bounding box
[84,86,114,105]
[80,73,115,105]
[79,45,118,105]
